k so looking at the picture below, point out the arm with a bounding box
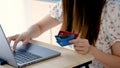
[90,41,120,68]
[8,14,61,51]
[25,14,61,38]
[8,1,62,51]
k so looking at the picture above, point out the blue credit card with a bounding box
[55,34,74,47]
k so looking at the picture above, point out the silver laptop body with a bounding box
[0,25,61,68]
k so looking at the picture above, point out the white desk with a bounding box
[1,40,94,68]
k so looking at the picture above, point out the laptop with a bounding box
[0,25,61,68]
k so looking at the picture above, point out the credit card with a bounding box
[55,34,74,47]
[58,31,79,38]
[55,31,79,47]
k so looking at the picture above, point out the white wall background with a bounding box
[0,0,29,37]
[0,0,62,46]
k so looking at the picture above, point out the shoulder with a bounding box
[100,0,120,46]
[50,1,63,22]
[102,0,120,23]
[104,0,120,12]
[104,0,120,13]
[105,0,120,6]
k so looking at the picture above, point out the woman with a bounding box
[8,0,120,68]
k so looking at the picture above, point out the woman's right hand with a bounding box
[7,32,32,51]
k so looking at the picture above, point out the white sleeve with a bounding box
[50,1,63,22]
[107,1,120,46]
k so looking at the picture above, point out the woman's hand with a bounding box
[7,32,32,51]
[70,38,91,55]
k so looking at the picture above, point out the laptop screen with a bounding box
[0,25,18,67]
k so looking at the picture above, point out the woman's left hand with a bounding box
[70,38,91,55]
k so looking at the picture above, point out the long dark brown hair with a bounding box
[61,0,106,45]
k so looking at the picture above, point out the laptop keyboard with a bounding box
[14,50,42,64]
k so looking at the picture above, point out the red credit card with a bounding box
[58,31,79,39]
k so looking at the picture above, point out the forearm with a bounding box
[24,24,42,38]
[90,46,120,68]
[25,14,61,38]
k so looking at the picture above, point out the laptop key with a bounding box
[14,50,42,64]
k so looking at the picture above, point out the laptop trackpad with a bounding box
[10,41,60,58]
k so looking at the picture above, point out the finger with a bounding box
[13,36,22,51]
[74,46,85,51]
[74,43,85,47]
[7,37,12,45]
[69,39,79,44]
[70,38,86,43]
[8,34,19,40]
[13,41,19,51]
[7,37,14,43]
[23,39,29,46]
[7,34,19,44]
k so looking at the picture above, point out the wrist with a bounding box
[22,31,32,39]
[89,45,96,55]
